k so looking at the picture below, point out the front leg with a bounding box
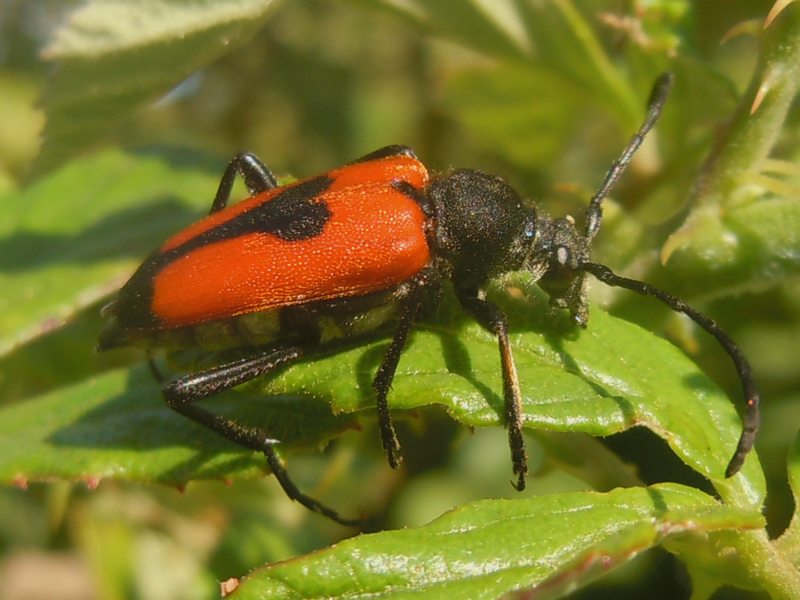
[372,268,438,468]
[457,287,528,491]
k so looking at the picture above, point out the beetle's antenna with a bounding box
[578,261,760,477]
[585,73,673,241]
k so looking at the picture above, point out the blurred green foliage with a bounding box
[0,0,799,598]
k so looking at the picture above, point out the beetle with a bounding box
[98,74,759,526]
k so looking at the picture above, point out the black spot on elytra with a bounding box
[111,175,334,330]
[176,174,333,252]
[392,180,432,216]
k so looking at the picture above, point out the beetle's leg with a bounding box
[210,152,279,214]
[161,347,361,527]
[163,347,301,409]
[146,352,165,382]
[456,288,528,491]
[261,445,363,527]
[350,145,418,164]
[373,268,437,469]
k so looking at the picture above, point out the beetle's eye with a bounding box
[556,246,570,265]
[523,218,536,239]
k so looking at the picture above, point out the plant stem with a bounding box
[736,529,800,599]
[662,5,800,261]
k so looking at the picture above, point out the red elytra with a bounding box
[151,155,430,328]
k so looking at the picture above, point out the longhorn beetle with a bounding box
[98,73,759,526]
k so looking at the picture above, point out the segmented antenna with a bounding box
[584,73,674,241]
[578,73,759,476]
[578,262,760,477]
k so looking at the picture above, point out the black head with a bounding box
[525,213,592,326]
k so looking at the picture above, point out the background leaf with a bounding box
[0,149,219,357]
[36,0,277,175]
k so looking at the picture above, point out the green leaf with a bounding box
[371,0,529,61]
[443,65,584,170]
[390,1,646,156]
[660,196,800,298]
[0,148,219,358]
[37,0,276,175]
[231,483,762,599]
[0,275,765,508]
[0,364,357,486]
[260,277,766,506]
[776,431,800,567]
